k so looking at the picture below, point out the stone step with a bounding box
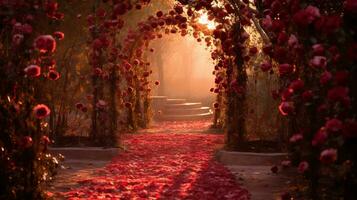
[166,98,186,104]
[149,96,168,100]
[165,106,211,115]
[159,111,213,121]
[166,102,202,109]
[150,96,168,110]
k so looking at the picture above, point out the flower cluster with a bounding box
[260,0,356,197]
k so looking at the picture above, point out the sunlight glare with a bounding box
[198,13,216,30]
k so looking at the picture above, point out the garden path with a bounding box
[49,120,250,200]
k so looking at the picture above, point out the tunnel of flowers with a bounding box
[0,0,356,199]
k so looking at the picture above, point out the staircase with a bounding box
[150,96,213,121]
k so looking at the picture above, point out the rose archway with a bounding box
[1,0,356,199]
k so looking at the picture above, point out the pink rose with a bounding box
[310,56,327,68]
[293,5,320,27]
[298,161,309,173]
[289,133,303,143]
[320,149,338,164]
[96,100,107,108]
[12,34,24,46]
[312,44,325,55]
[281,160,292,168]
[288,34,299,48]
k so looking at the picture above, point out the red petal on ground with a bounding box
[57,121,249,199]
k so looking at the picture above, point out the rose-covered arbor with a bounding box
[0,0,356,199]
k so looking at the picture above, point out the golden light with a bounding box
[198,13,216,30]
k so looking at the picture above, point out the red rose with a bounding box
[280,192,292,200]
[13,23,33,35]
[41,135,51,146]
[289,79,304,92]
[81,106,88,113]
[249,47,258,55]
[302,90,313,102]
[53,31,64,40]
[260,61,272,72]
[33,104,51,119]
[48,70,60,81]
[317,104,328,114]
[271,165,279,174]
[262,44,273,55]
[34,35,56,53]
[12,34,24,46]
[262,15,272,29]
[344,0,357,13]
[125,102,132,108]
[279,101,294,116]
[327,86,350,105]
[334,71,349,85]
[312,128,328,146]
[277,31,288,45]
[123,61,132,70]
[315,15,342,35]
[92,38,103,50]
[342,119,357,138]
[113,3,128,16]
[213,102,220,109]
[133,59,140,65]
[281,89,294,101]
[75,103,84,110]
[278,64,294,76]
[347,43,357,61]
[320,71,332,85]
[156,11,163,18]
[325,118,343,133]
[21,136,33,149]
[312,44,325,55]
[24,65,41,77]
